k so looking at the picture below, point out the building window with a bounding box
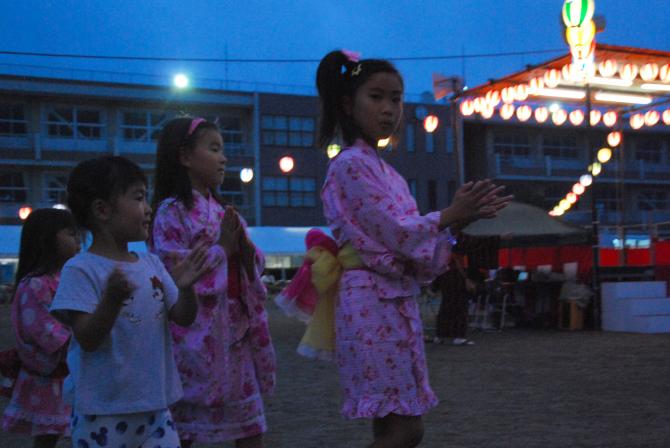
[45,106,105,139]
[493,132,530,158]
[635,137,663,164]
[262,176,315,207]
[120,111,169,142]
[0,104,28,136]
[0,172,27,203]
[408,179,417,198]
[596,187,620,212]
[262,115,314,147]
[543,134,578,159]
[425,132,434,153]
[44,174,68,205]
[427,180,437,211]
[638,189,667,211]
[405,124,415,152]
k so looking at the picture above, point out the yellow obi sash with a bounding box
[297,243,364,360]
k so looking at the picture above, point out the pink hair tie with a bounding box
[187,117,206,136]
[342,49,361,63]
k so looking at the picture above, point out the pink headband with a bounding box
[187,117,206,136]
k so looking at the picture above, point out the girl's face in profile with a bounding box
[350,72,403,146]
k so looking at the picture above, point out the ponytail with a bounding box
[315,50,404,150]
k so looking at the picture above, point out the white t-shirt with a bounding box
[51,251,183,415]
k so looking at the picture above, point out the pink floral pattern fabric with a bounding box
[1,274,71,436]
[151,190,276,442]
[321,139,454,418]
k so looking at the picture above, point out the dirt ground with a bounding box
[1,300,669,448]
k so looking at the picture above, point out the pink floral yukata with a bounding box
[321,139,455,419]
[151,190,276,443]
[1,274,71,436]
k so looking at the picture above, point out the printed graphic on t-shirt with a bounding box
[150,275,166,320]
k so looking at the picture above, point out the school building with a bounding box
[0,74,459,227]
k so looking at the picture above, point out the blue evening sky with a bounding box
[1,0,668,97]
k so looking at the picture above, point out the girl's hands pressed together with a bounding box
[218,205,242,256]
[172,242,212,290]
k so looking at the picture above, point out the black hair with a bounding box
[152,117,221,211]
[316,50,404,149]
[67,155,147,231]
[14,208,77,289]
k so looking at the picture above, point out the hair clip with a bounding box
[351,64,362,76]
[187,117,206,136]
[342,49,361,63]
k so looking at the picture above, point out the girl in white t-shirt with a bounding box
[51,156,211,447]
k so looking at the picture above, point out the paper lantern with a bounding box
[529,77,544,94]
[573,183,585,195]
[590,162,602,176]
[544,69,561,88]
[619,64,638,81]
[423,115,439,132]
[590,109,602,126]
[516,105,532,122]
[559,199,571,211]
[562,63,576,82]
[500,104,515,120]
[485,90,500,107]
[473,97,484,113]
[562,0,595,27]
[640,63,659,82]
[603,111,617,127]
[660,64,670,82]
[630,113,644,129]
[644,110,660,127]
[18,206,32,220]
[240,168,254,183]
[501,87,515,104]
[377,138,390,148]
[663,109,670,125]
[580,174,593,187]
[515,84,529,101]
[535,107,549,123]
[566,192,578,204]
[279,156,295,173]
[569,109,584,126]
[597,147,612,163]
[607,131,622,147]
[460,99,475,116]
[480,105,495,119]
[552,109,567,126]
[326,144,341,159]
[553,207,565,216]
[598,59,618,78]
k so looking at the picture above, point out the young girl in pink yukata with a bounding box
[1,208,79,448]
[315,50,512,447]
[150,117,276,448]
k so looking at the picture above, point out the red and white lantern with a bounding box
[516,105,532,122]
[598,59,618,77]
[569,109,584,126]
[535,107,549,123]
[603,111,617,127]
[644,110,660,127]
[640,63,659,82]
[500,104,515,120]
[590,110,602,126]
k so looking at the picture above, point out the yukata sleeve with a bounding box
[152,202,228,296]
[16,277,70,355]
[325,156,454,281]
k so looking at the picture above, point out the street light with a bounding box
[240,168,254,183]
[173,73,189,89]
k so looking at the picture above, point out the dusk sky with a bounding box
[2,0,669,98]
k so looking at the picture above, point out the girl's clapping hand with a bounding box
[104,268,137,305]
[172,242,212,289]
